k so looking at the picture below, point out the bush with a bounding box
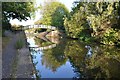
[15,39,24,49]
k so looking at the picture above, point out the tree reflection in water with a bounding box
[33,37,120,79]
[41,39,67,72]
[68,42,120,79]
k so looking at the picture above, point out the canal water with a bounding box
[26,34,120,79]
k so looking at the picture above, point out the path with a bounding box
[2,32,18,78]
[2,31,34,78]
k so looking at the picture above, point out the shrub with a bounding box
[15,39,24,49]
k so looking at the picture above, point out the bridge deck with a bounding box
[24,25,57,30]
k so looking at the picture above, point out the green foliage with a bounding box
[87,2,120,45]
[64,2,91,40]
[2,2,35,30]
[11,24,24,31]
[101,28,119,45]
[37,2,69,30]
[15,39,24,49]
[64,2,120,45]
[2,2,35,21]
[34,20,42,25]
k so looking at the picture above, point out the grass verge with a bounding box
[15,39,24,49]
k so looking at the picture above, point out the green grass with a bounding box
[15,39,24,49]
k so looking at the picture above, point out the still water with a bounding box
[26,35,120,79]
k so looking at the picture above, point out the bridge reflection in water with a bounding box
[29,44,57,51]
[26,32,59,51]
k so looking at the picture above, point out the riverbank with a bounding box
[2,31,35,78]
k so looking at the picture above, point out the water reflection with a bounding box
[85,45,93,58]
[27,35,120,79]
[73,45,120,79]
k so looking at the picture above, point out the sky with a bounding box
[10,0,76,26]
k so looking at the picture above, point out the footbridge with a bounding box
[23,24,57,30]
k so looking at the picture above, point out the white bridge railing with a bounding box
[24,25,57,30]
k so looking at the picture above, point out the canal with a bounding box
[26,33,120,79]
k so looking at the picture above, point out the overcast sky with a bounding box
[10,0,76,26]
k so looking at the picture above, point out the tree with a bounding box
[39,1,69,30]
[64,2,91,40]
[2,2,35,30]
[87,2,120,45]
[64,1,120,45]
